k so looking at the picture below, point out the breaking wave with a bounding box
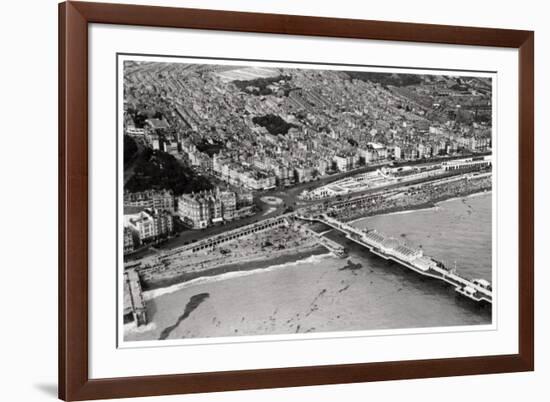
[143,253,334,301]
[124,321,157,334]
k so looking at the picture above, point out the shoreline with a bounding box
[136,188,491,295]
[347,188,491,224]
[142,251,333,301]
[141,245,329,291]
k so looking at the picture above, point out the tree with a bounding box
[125,149,213,195]
[123,135,138,164]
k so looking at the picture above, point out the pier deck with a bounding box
[124,266,148,326]
[295,222,347,257]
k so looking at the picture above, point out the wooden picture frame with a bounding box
[59,1,534,400]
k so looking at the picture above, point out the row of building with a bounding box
[124,189,175,212]
[123,188,255,254]
[124,63,493,196]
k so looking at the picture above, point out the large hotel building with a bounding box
[123,189,175,213]
[125,208,174,247]
[178,189,239,229]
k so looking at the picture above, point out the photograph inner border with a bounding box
[116,52,498,349]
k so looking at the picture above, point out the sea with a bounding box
[124,192,493,342]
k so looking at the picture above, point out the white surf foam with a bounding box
[143,253,334,301]
[143,253,335,300]
[124,321,157,334]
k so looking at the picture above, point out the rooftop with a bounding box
[147,118,169,130]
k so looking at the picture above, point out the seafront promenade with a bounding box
[133,216,327,288]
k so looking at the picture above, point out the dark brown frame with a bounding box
[59,1,534,400]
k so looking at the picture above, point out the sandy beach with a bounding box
[137,221,323,288]
[125,251,490,341]
[141,245,327,290]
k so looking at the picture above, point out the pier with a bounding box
[295,213,492,304]
[124,265,148,326]
[294,220,348,257]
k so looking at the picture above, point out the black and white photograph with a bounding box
[120,56,494,343]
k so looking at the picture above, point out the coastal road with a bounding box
[145,172,465,257]
[152,165,390,252]
[150,164,388,252]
